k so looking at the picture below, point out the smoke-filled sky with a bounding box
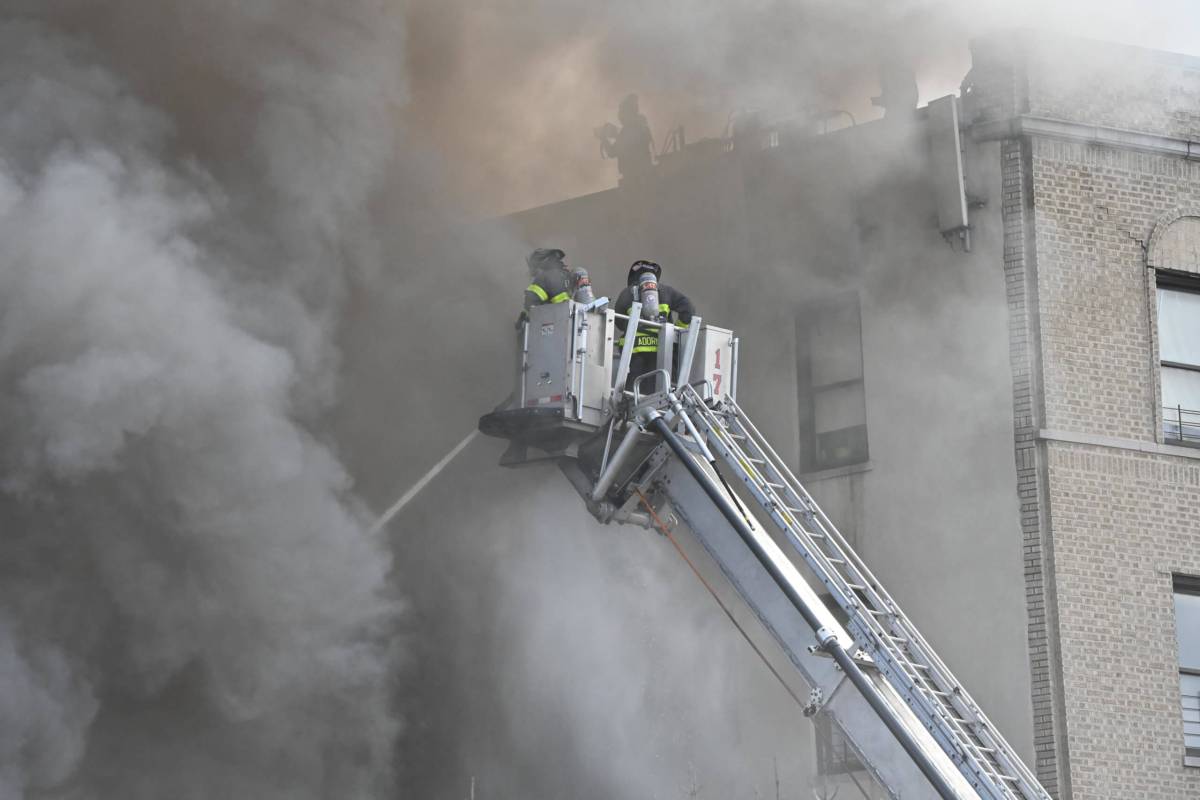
[403,0,1200,215]
[2,1,1199,799]
[0,2,408,798]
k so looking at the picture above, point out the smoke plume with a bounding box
[0,2,408,797]
[4,1,1198,798]
[404,0,1200,215]
[357,1,1198,797]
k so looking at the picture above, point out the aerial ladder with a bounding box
[478,299,1052,800]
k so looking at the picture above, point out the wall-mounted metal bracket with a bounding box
[803,687,825,717]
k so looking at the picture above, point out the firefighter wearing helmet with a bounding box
[522,248,594,319]
[496,247,593,414]
[614,259,696,389]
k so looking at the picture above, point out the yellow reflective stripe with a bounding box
[549,291,571,303]
[526,283,549,302]
[632,332,659,353]
[618,326,667,351]
[657,303,688,327]
[618,334,661,353]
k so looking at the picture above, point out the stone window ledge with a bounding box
[1038,428,1200,461]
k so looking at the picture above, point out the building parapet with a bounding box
[972,114,1200,161]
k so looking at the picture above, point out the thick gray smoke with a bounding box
[0,4,407,797]
[356,2,1199,797]
[6,1,1196,798]
[406,0,960,215]
[405,0,1200,215]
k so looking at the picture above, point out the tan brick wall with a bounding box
[968,31,1200,140]
[1046,442,1200,798]
[1031,140,1200,441]
[972,30,1200,799]
[1002,134,1068,795]
[1023,83,1200,800]
[1025,38,1200,141]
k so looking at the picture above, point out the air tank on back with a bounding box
[572,268,595,304]
[636,270,660,320]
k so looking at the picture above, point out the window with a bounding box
[813,712,864,777]
[1158,279,1200,445]
[1174,576,1200,767]
[797,294,868,472]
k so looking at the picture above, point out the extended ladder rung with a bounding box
[933,704,967,724]
[681,391,1050,800]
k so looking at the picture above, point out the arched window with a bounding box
[1149,211,1200,445]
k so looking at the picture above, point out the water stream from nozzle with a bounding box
[369,429,481,535]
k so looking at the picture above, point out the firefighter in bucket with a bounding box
[614,259,696,392]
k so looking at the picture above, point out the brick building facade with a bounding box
[966,32,1200,798]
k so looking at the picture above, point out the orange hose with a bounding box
[634,488,808,710]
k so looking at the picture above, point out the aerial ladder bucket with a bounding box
[478,302,1051,800]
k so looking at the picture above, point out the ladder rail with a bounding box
[716,400,1028,713]
[678,387,1049,800]
[719,399,997,744]
[719,398,1044,798]
[705,420,1030,796]
[715,392,1046,799]
[695,400,1015,790]
[708,420,865,614]
[724,394,904,613]
[716,398,1046,798]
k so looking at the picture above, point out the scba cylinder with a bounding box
[572,268,595,304]
[636,271,660,320]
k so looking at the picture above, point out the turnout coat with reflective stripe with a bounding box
[614,283,696,353]
[524,266,575,310]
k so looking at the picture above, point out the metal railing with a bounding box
[1163,406,1200,445]
[1182,691,1200,751]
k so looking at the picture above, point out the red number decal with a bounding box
[714,348,722,369]
[713,374,722,394]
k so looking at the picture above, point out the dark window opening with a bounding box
[797,294,869,472]
[813,713,865,777]
[1158,276,1200,446]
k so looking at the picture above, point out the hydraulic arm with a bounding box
[479,301,1050,800]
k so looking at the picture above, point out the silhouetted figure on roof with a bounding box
[872,60,919,119]
[595,93,653,184]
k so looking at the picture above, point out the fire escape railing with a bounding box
[1182,690,1200,758]
[1163,405,1200,446]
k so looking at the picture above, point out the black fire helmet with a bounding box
[526,247,566,272]
[627,259,662,285]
